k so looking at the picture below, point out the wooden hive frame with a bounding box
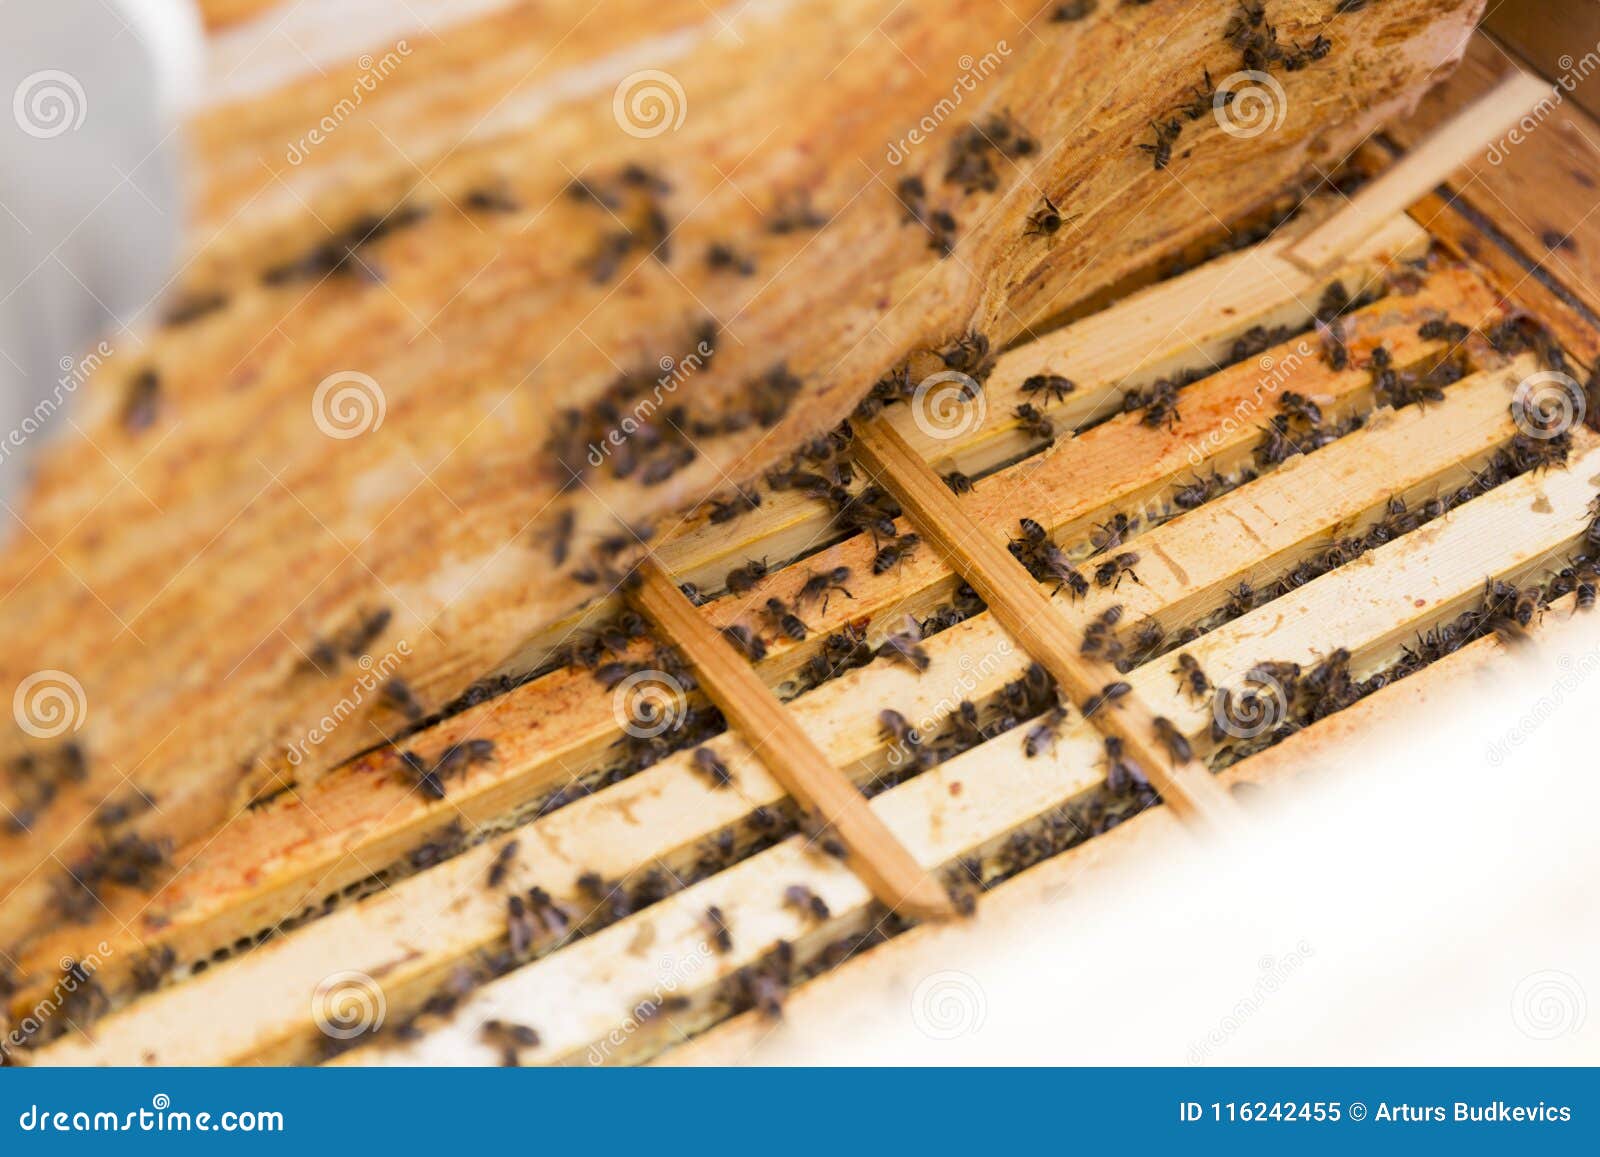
[9,61,1600,1063]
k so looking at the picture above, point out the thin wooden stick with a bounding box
[629,560,957,921]
[1285,69,1553,273]
[854,419,1239,834]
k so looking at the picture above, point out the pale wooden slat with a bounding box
[659,598,1576,1067]
[887,214,1427,475]
[11,253,1482,1003]
[28,350,1540,1064]
[854,418,1235,829]
[1285,71,1553,272]
[630,560,955,920]
[346,437,1600,1066]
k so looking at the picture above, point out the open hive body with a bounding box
[11,1,1597,1065]
[14,185,1599,1064]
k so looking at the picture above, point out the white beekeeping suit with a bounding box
[0,0,201,505]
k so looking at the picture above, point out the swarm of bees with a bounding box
[262,202,429,287]
[53,831,173,922]
[1009,517,1089,597]
[543,319,799,512]
[506,885,573,958]
[395,738,496,801]
[302,606,394,676]
[3,741,89,834]
[896,174,961,256]
[567,164,674,283]
[945,113,1037,195]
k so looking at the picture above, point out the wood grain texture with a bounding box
[0,0,1484,924]
[854,419,1237,830]
[657,598,1574,1068]
[1387,31,1600,325]
[2,256,1504,1019]
[30,336,1550,1066]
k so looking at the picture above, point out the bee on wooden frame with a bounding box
[692,746,734,789]
[1138,118,1182,171]
[1152,717,1192,763]
[872,534,921,575]
[1021,373,1076,406]
[725,557,770,595]
[1081,680,1131,717]
[1023,705,1069,758]
[797,565,853,612]
[761,597,808,641]
[877,616,931,673]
